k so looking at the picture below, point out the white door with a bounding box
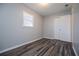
[54,15,71,42]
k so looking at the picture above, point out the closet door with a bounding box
[54,15,71,42]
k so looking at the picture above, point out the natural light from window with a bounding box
[23,11,33,27]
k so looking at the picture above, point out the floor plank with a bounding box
[0,38,75,56]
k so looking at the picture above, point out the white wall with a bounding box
[72,4,79,55]
[43,15,55,39]
[54,15,71,42]
[0,4,43,51]
[43,10,72,42]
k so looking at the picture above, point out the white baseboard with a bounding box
[0,37,42,54]
[72,46,78,56]
[43,37,71,42]
[43,37,55,39]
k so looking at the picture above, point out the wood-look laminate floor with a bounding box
[0,38,75,56]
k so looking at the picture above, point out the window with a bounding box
[23,11,33,27]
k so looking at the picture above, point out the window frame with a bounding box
[23,10,34,27]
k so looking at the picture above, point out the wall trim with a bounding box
[43,37,72,42]
[72,46,78,56]
[0,37,42,54]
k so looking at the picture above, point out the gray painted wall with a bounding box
[0,4,43,51]
[72,4,79,55]
[43,10,72,42]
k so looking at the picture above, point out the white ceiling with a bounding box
[25,3,71,16]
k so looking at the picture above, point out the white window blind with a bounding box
[23,11,33,27]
